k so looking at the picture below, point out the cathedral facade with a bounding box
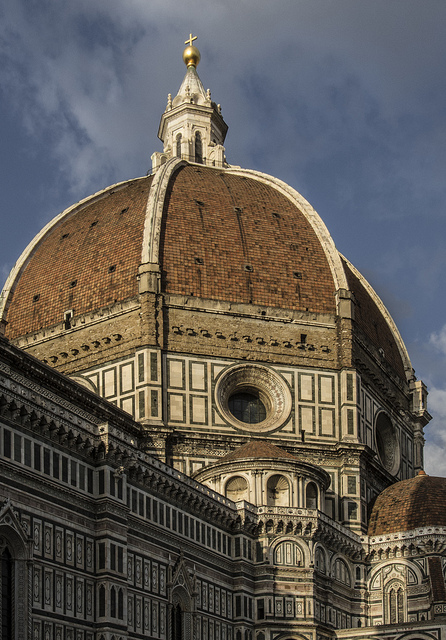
[0,38,445,640]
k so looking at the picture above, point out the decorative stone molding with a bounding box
[214,364,292,433]
[170,324,324,353]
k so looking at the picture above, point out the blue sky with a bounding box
[1,0,446,473]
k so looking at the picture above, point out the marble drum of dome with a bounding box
[215,364,292,433]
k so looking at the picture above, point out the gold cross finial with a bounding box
[185,33,197,47]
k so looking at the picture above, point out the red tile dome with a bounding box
[0,160,411,383]
[1,163,340,339]
[368,471,446,536]
[3,177,153,339]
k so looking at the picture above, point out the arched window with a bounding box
[171,585,191,640]
[1,548,13,638]
[306,482,318,509]
[195,131,203,163]
[176,134,182,158]
[274,541,302,566]
[0,513,30,640]
[385,580,405,624]
[110,586,116,618]
[172,602,183,640]
[225,476,249,502]
[315,547,326,573]
[99,584,106,617]
[334,558,351,586]
[118,588,124,620]
[267,475,289,506]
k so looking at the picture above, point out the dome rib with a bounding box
[141,157,186,265]
[341,255,412,381]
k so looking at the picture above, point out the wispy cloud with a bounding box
[430,325,446,357]
[1,0,446,474]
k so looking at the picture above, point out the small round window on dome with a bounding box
[228,391,266,424]
[375,412,399,474]
[214,363,292,434]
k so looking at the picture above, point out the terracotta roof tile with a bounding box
[6,177,153,339]
[160,166,336,313]
[220,440,297,462]
[368,472,446,535]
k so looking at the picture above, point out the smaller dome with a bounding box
[368,471,446,536]
[219,440,297,462]
[193,439,330,508]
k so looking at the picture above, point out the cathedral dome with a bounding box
[0,39,413,392]
[0,161,410,381]
[2,162,341,337]
[0,38,432,538]
[368,471,446,536]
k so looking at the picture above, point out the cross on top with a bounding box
[185,33,197,47]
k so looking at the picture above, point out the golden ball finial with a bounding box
[183,33,200,68]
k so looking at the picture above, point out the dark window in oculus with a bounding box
[228,392,266,424]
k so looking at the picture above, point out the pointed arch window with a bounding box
[0,509,30,639]
[99,584,106,617]
[315,547,326,573]
[334,558,351,586]
[172,602,183,640]
[1,548,13,638]
[195,131,203,164]
[171,585,192,640]
[110,586,116,618]
[385,580,405,624]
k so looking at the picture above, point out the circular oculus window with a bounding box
[375,412,400,475]
[215,364,292,433]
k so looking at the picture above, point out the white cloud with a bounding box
[424,442,446,477]
[430,325,446,357]
[423,385,446,475]
[1,1,446,450]
[428,387,446,424]
[2,0,446,202]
